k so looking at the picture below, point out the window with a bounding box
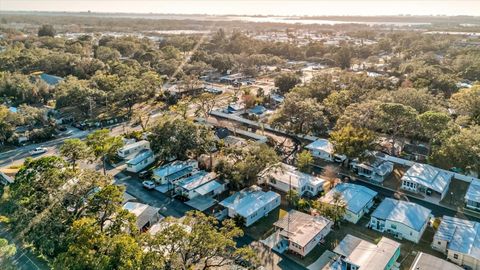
[391,224,397,229]
[438,241,441,245]
[453,254,458,259]
[270,178,276,184]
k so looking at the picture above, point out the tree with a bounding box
[38,24,56,37]
[321,165,340,187]
[430,126,480,175]
[60,138,92,170]
[330,124,377,161]
[286,189,300,208]
[418,111,451,144]
[450,85,480,126]
[0,105,18,144]
[297,150,313,173]
[86,129,124,175]
[0,238,16,270]
[335,46,352,70]
[146,211,257,270]
[274,73,301,95]
[193,93,217,120]
[312,192,346,227]
[149,117,215,161]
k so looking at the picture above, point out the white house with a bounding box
[117,140,150,159]
[219,185,280,227]
[126,149,155,173]
[152,160,198,185]
[351,157,394,183]
[123,202,163,231]
[369,198,432,243]
[260,163,327,197]
[273,210,332,257]
[432,216,480,270]
[465,179,480,211]
[174,171,225,200]
[401,163,453,200]
[409,252,463,270]
[319,183,377,224]
[305,139,346,162]
[327,234,401,270]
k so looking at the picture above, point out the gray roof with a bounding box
[434,216,480,260]
[371,198,431,231]
[409,252,463,270]
[320,183,377,214]
[305,139,334,154]
[401,163,453,194]
[465,179,480,203]
[220,185,280,217]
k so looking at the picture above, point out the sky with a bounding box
[1,0,480,16]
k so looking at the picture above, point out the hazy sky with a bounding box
[2,1,480,16]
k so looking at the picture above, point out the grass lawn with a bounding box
[244,207,288,240]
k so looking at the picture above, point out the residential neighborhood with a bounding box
[0,2,480,270]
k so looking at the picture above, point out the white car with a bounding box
[142,180,156,190]
[29,147,48,155]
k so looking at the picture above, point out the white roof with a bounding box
[219,185,280,217]
[153,160,197,179]
[126,149,154,165]
[434,216,480,260]
[401,163,453,194]
[120,140,149,152]
[333,234,400,270]
[371,198,431,231]
[410,252,463,270]
[465,179,480,203]
[274,210,332,247]
[319,183,377,214]
[263,163,326,189]
[305,139,334,154]
[176,171,217,191]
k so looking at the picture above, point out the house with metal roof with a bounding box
[272,210,332,257]
[432,216,480,270]
[401,163,453,200]
[319,183,377,224]
[369,198,432,243]
[259,163,327,197]
[305,139,346,163]
[465,179,480,211]
[123,202,163,232]
[409,252,463,270]
[126,149,155,173]
[117,140,151,159]
[173,171,225,200]
[350,155,394,183]
[325,234,401,270]
[219,185,280,227]
[152,160,198,185]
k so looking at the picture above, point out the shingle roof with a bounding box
[371,198,431,231]
[401,163,453,194]
[319,183,377,214]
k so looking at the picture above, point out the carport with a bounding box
[185,196,217,211]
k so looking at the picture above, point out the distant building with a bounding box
[432,216,480,270]
[117,140,150,159]
[273,210,332,257]
[126,149,155,173]
[401,163,453,200]
[409,252,463,270]
[259,163,327,197]
[369,198,431,243]
[152,160,198,185]
[324,234,401,270]
[465,179,480,211]
[219,185,280,227]
[30,71,64,86]
[305,139,346,163]
[319,183,377,224]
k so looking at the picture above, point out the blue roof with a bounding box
[466,179,480,203]
[176,171,216,191]
[40,73,63,85]
[153,160,197,181]
[321,183,377,214]
[126,149,154,165]
[435,216,480,260]
[248,105,267,115]
[372,198,431,231]
[195,180,223,196]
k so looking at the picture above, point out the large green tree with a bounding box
[86,129,124,175]
[330,124,377,161]
[450,85,480,126]
[60,138,92,170]
[274,72,301,95]
[0,238,16,270]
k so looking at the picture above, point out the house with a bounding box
[174,171,225,200]
[30,72,64,86]
[409,252,463,270]
[401,163,453,200]
[465,179,480,211]
[219,185,280,227]
[304,139,346,163]
[247,105,267,116]
[126,149,155,173]
[117,140,150,159]
[369,198,432,243]
[432,216,480,270]
[273,210,332,257]
[259,163,327,197]
[327,234,401,270]
[152,160,198,185]
[0,171,14,185]
[319,183,377,224]
[350,156,394,183]
[123,202,163,231]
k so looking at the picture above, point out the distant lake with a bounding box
[229,16,431,26]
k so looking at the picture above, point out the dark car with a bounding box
[138,170,152,179]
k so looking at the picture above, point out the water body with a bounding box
[229,16,431,26]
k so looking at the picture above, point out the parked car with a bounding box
[139,170,152,179]
[142,180,155,190]
[29,147,47,156]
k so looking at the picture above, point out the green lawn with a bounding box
[244,207,287,240]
